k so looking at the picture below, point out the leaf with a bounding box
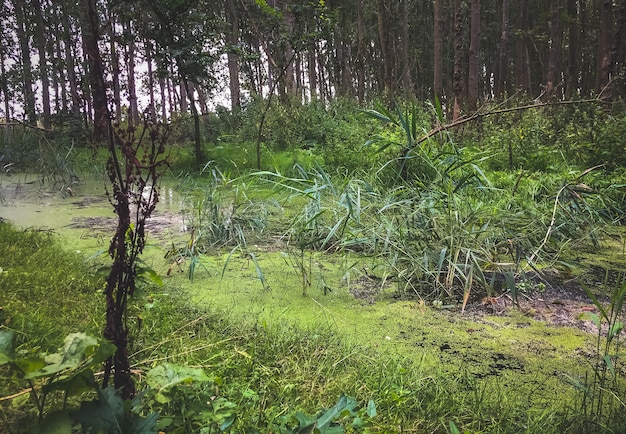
[71,387,159,434]
[362,109,392,124]
[38,411,72,434]
[42,368,97,397]
[0,329,16,364]
[316,395,347,429]
[71,387,125,432]
[589,313,601,330]
[25,333,100,379]
[145,363,210,392]
[449,420,461,434]
[366,400,377,418]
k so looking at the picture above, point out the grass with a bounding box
[1,204,625,432]
[2,100,626,431]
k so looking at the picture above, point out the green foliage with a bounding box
[71,387,159,434]
[0,222,104,349]
[0,330,128,431]
[220,98,379,174]
[567,273,626,432]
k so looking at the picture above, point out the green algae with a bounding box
[2,174,623,430]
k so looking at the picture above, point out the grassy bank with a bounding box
[1,221,624,432]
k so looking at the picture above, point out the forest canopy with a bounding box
[1,0,626,133]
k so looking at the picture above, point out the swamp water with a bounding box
[0,173,602,415]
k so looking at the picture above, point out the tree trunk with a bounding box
[495,0,509,97]
[145,37,156,122]
[81,0,108,141]
[0,47,10,120]
[32,0,51,129]
[401,0,413,98]
[514,0,531,94]
[124,19,139,128]
[544,0,561,99]
[13,0,36,125]
[434,0,444,100]
[467,0,481,111]
[62,12,81,119]
[596,0,613,93]
[109,12,122,122]
[609,0,626,97]
[376,0,392,95]
[356,0,366,103]
[565,0,578,98]
[226,0,241,110]
[453,0,466,121]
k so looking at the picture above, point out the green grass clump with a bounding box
[0,222,104,350]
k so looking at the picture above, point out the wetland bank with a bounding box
[1,148,625,432]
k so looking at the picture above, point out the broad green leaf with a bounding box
[449,420,461,434]
[42,369,97,397]
[145,363,210,392]
[293,411,316,430]
[0,329,16,364]
[608,321,623,340]
[316,395,347,429]
[71,387,125,432]
[14,356,46,375]
[604,355,616,378]
[589,313,601,330]
[366,399,377,417]
[26,333,99,379]
[38,411,72,434]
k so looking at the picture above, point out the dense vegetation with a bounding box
[2,1,626,432]
[1,98,626,432]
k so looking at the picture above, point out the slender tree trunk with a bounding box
[109,13,122,122]
[179,80,188,113]
[145,38,157,122]
[609,0,626,97]
[32,0,51,129]
[514,0,531,94]
[545,0,561,99]
[13,0,36,125]
[467,0,481,111]
[453,0,466,120]
[159,74,167,120]
[124,19,139,128]
[401,0,413,98]
[596,0,613,93]
[495,0,509,97]
[376,0,392,95]
[356,0,366,103]
[226,0,241,109]
[81,0,108,140]
[62,13,81,118]
[0,48,10,120]
[434,0,443,100]
[565,0,578,98]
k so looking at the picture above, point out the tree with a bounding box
[433,0,444,100]
[13,0,36,125]
[544,0,561,99]
[225,0,241,110]
[467,0,481,110]
[81,0,109,140]
[597,0,613,93]
[31,0,51,129]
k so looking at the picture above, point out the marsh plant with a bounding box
[173,165,275,281]
[568,272,626,431]
[360,102,622,304]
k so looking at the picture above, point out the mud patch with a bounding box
[68,211,186,243]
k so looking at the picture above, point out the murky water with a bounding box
[0,173,184,235]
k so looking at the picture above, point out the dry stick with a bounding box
[524,164,605,272]
[411,97,602,150]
